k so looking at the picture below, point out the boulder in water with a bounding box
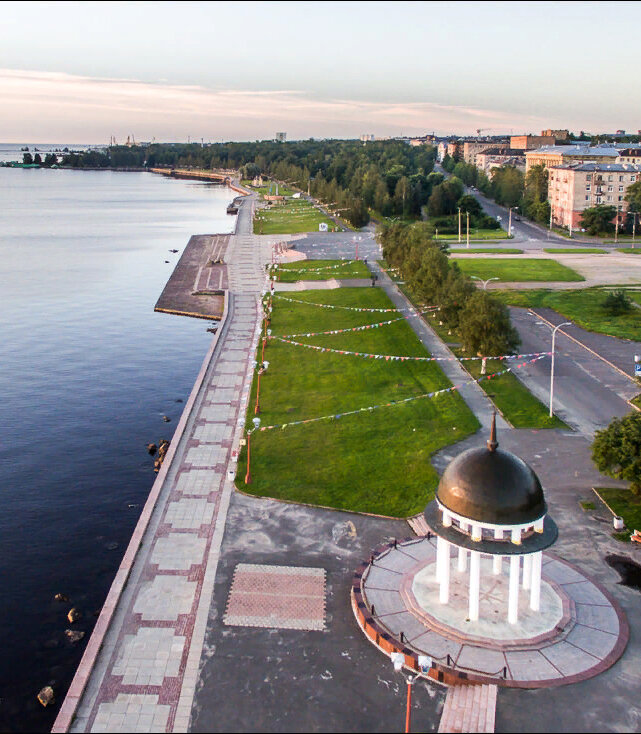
[37,686,55,707]
[67,608,81,623]
[65,629,85,644]
[54,593,69,602]
[147,443,157,455]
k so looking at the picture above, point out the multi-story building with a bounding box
[541,129,570,141]
[510,134,555,150]
[475,147,526,175]
[437,141,448,161]
[548,162,640,228]
[462,141,494,166]
[525,144,620,173]
[617,148,641,165]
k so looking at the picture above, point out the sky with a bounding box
[1,0,640,143]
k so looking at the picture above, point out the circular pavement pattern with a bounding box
[352,536,629,688]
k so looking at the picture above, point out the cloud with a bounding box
[0,68,545,142]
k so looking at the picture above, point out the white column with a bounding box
[530,551,543,611]
[458,522,468,572]
[522,554,532,589]
[439,540,450,604]
[469,550,481,621]
[436,535,445,582]
[493,529,503,575]
[508,555,520,624]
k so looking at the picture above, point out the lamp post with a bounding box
[532,316,572,417]
[244,417,261,484]
[391,653,431,733]
[471,275,499,290]
[458,207,462,244]
[466,211,470,248]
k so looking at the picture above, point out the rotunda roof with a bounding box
[435,416,546,526]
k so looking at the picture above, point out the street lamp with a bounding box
[532,316,572,417]
[391,652,432,733]
[244,416,261,484]
[470,275,499,290]
[508,206,519,238]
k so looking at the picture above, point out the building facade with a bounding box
[548,162,640,228]
[510,134,555,150]
[525,144,620,173]
[475,147,526,174]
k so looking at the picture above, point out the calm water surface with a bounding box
[0,169,234,732]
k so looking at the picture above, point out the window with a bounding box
[619,196,623,201]
[608,175,613,181]
[607,195,612,201]
[632,175,637,182]
[585,195,590,200]
[619,176,624,182]
[597,196,602,204]
[586,174,592,181]
[608,186,613,192]
[586,185,591,191]
[619,186,624,192]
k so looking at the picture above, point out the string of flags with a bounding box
[255,354,549,432]
[273,294,434,313]
[275,310,437,338]
[268,337,551,363]
[268,260,357,273]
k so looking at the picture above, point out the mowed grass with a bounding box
[237,288,480,517]
[424,314,565,429]
[543,248,608,254]
[449,248,523,254]
[254,199,336,234]
[455,258,584,282]
[434,229,510,240]
[275,259,370,282]
[495,288,641,342]
[597,488,641,538]
[241,180,296,197]
[617,247,641,254]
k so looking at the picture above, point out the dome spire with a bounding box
[487,412,498,452]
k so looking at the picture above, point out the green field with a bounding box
[454,258,584,282]
[543,248,609,254]
[236,288,480,517]
[241,180,296,197]
[254,199,338,234]
[597,488,641,538]
[435,229,510,241]
[617,247,641,254]
[631,394,641,409]
[274,259,370,282]
[449,248,524,255]
[496,288,641,342]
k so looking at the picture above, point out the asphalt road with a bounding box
[508,307,636,435]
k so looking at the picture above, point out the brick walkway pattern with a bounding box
[56,196,286,733]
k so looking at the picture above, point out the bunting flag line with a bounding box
[273,294,435,313]
[268,260,357,273]
[275,310,437,338]
[255,355,549,432]
[269,337,551,363]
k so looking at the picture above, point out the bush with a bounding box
[602,289,632,316]
[592,413,641,495]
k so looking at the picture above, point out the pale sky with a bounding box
[1,0,640,143]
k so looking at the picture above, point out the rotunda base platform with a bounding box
[352,537,628,688]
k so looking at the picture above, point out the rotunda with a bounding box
[423,414,558,624]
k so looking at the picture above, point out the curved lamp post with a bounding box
[470,275,499,290]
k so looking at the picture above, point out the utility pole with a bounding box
[458,208,462,243]
[508,207,512,238]
[615,215,619,243]
[466,211,470,248]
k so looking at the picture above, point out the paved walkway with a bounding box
[438,684,497,733]
[370,261,509,430]
[55,197,276,733]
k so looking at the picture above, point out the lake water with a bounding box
[0,168,234,732]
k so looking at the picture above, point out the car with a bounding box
[514,216,521,222]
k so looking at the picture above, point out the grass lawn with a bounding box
[631,394,641,409]
[423,313,565,429]
[449,248,524,254]
[596,488,641,537]
[241,180,296,197]
[274,259,370,282]
[495,288,641,342]
[454,258,584,282]
[254,199,338,234]
[236,288,480,517]
[617,247,641,253]
[435,229,510,241]
[543,248,609,254]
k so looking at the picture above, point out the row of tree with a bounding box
[22,152,59,166]
[57,139,443,228]
[379,221,520,356]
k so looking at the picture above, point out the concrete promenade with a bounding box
[54,196,277,733]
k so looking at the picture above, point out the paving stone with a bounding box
[164,498,215,529]
[456,645,507,676]
[174,470,221,497]
[541,640,599,676]
[363,588,405,617]
[575,602,620,634]
[112,628,185,685]
[193,422,233,443]
[543,560,587,585]
[504,650,562,681]
[562,581,610,606]
[92,695,170,733]
[151,534,207,570]
[134,576,197,621]
[566,623,618,658]
[185,444,228,467]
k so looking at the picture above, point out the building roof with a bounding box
[433,418,547,526]
[478,147,525,156]
[550,162,641,172]
[617,148,641,156]
[526,145,620,158]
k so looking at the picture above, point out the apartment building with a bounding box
[525,144,619,173]
[510,134,555,150]
[618,148,641,165]
[475,147,526,174]
[541,129,570,141]
[548,162,640,228]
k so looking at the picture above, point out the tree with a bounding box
[456,194,482,217]
[625,178,641,213]
[580,205,617,235]
[521,164,549,223]
[22,152,33,164]
[601,289,632,316]
[458,291,520,356]
[592,412,641,495]
[441,154,455,173]
[491,166,524,207]
[33,153,42,165]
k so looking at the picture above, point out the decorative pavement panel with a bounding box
[223,564,327,631]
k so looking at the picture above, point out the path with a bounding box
[369,261,509,430]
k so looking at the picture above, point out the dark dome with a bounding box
[436,444,546,526]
